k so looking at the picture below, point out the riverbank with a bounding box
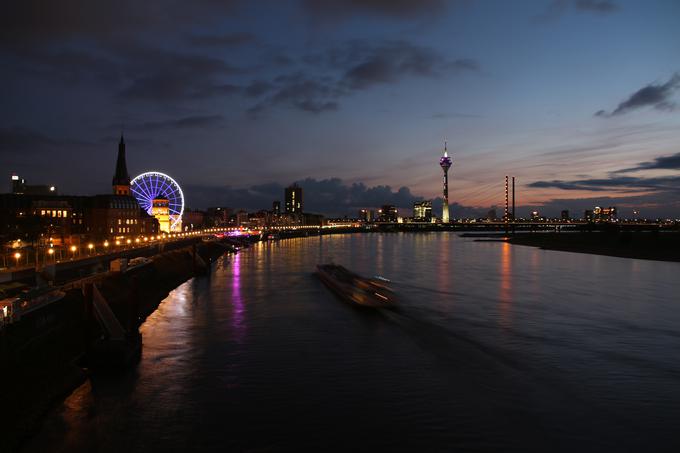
[506,231,680,262]
[0,239,232,452]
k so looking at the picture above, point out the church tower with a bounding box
[112,134,131,195]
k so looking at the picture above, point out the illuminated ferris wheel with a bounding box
[130,171,184,231]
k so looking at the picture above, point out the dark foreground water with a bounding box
[25,233,680,452]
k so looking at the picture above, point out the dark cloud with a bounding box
[337,41,478,90]
[301,0,448,20]
[573,0,619,13]
[3,49,121,85]
[0,0,240,50]
[535,0,619,22]
[183,177,430,215]
[1,0,476,116]
[248,41,478,116]
[431,199,488,219]
[430,112,482,119]
[247,74,342,116]
[273,55,294,67]
[341,42,473,89]
[186,32,256,48]
[244,80,273,98]
[117,48,245,101]
[127,115,224,132]
[3,31,247,103]
[616,152,680,173]
[595,73,680,117]
[185,177,492,218]
[529,179,614,191]
[0,127,92,155]
[1,2,250,105]
[528,175,680,192]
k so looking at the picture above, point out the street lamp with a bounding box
[14,252,21,268]
[47,248,54,261]
[70,245,77,259]
[104,240,109,249]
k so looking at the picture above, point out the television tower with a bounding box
[439,141,453,223]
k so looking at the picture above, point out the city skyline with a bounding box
[1,0,679,217]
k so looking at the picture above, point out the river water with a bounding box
[25,233,680,452]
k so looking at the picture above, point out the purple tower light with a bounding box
[439,142,453,223]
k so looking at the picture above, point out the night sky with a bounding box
[1,0,679,217]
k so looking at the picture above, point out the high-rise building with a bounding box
[413,201,432,221]
[112,134,131,196]
[182,209,205,230]
[359,209,374,222]
[378,205,398,222]
[236,210,249,227]
[439,142,452,222]
[285,184,302,214]
[584,210,594,222]
[593,206,617,222]
[206,207,232,226]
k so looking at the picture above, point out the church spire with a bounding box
[112,134,131,195]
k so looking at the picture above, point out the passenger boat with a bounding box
[315,264,397,308]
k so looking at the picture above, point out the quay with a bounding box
[0,235,237,452]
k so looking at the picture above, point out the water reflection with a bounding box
[437,233,452,295]
[231,251,246,344]
[499,241,512,328]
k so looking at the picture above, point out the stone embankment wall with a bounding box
[0,240,230,452]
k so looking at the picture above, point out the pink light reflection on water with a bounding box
[231,252,246,344]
